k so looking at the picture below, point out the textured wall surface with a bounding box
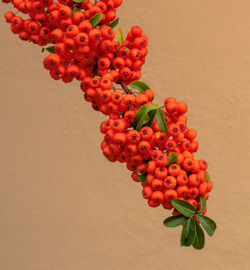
[0,1,250,269]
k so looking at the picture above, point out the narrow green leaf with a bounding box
[163,215,189,228]
[172,199,196,217]
[205,171,211,180]
[168,152,178,165]
[72,0,85,3]
[147,109,157,127]
[108,18,119,29]
[196,196,206,215]
[136,171,147,183]
[89,13,103,28]
[72,8,79,15]
[133,104,158,130]
[180,218,196,246]
[45,46,55,53]
[136,108,157,131]
[196,215,217,237]
[118,28,124,47]
[129,80,150,93]
[155,109,168,133]
[192,221,205,250]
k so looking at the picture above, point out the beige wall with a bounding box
[1,1,250,269]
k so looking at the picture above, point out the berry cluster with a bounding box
[4,0,122,45]
[43,23,147,83]
[100,95,213,216]
[3,0,216,249]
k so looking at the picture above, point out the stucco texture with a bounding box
[0,0,250,269]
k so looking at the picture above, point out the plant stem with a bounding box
[119,80,131,94]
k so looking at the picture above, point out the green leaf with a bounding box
[129,80,150,93]
[72,0,85,3]
[192,221,205,250]
[72,8,79,15]
[163,215,189,228]
[136,171,147,183]
[45,46,55,53]
[89,13,103,28]
[172,199,196,217]
[168,152,178,165]
[118,28,124,47]
[132,104,158,131]
[205,171,211,180]
[108,18,119,29]
[147,109,157,127]
[196,215,217,237]
[196,196,206,215]
[180,218,196,246]
[155,109,168,133]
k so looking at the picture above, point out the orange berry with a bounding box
[165,139,176,152]
[164,189,178,202]
[207,180,213,192]
[177,101,188,115]
[191,160,200,173]
[151,191,164,204]
[136,163,147,173]
[177,153,184,164]
[130,154,143,166]
[112,119,126,132]
[168,164,181,176]
[162,201,173,210]
[198,182,208,196]
[198,170,206,183]
[177,174,188,186]
[188,187,199,199]
[126,130,141,143]
[148,199,160,208]
[156,153,168,167]
[155,167,168,179]
[154,131,167,144]
[124,94,135,106]
[164,97,177,105]
[163,176,177,189]
[142,186,153,199]
[135,93,148,106]
[125,144,138,156]
[144,89,154,101]
[168,123,180,137]
[66,24,79,37]
[124,110,135,122]
[198,159,208,170]
[182,158,194,171]
[190,140,199,152]
[138,140,151,154]
[182,150,194,159]
[152,179,164,191]
[176,185,189,198]
[188,174,200,187]
[146,174,154,185]
[147,160,157,174]
[165,102,178,114]
[113,133,126,145]
[140,126,154,140]
[131,25,143,37]
[185,128,197,140]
